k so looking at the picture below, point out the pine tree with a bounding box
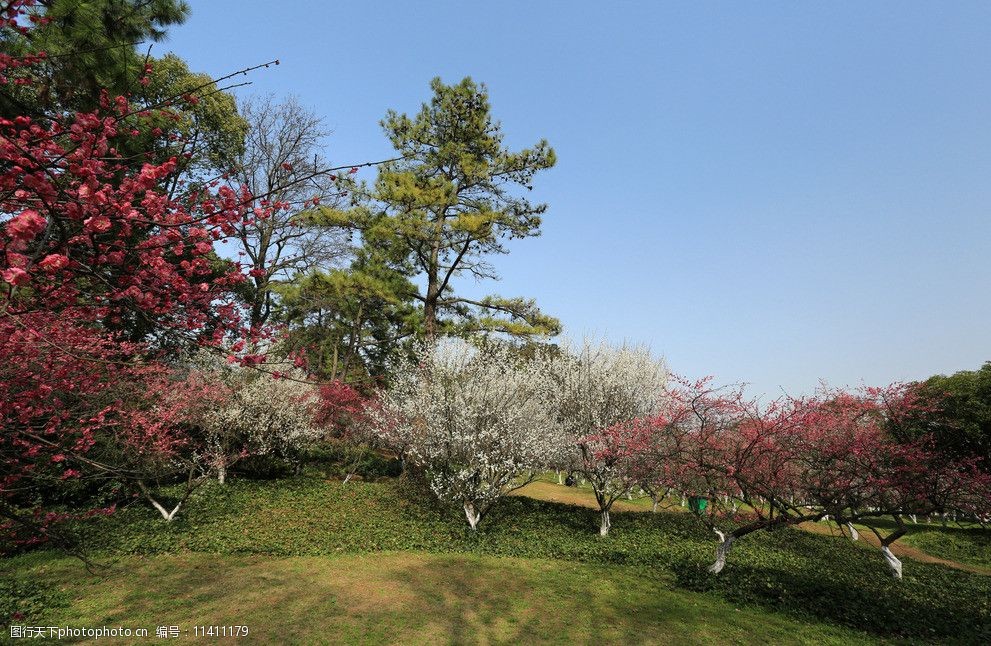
[322,77,560,340]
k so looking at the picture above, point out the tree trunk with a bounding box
[599,509,611,536]
[464,502,481,530]
[424,248,440,340]
[424,299,437,339]
[709,530,735,574]
[138,480,184,522]
[881,546,903,579]
[847,522,859,541]
[217,462,227,485]
[146,496,182,522]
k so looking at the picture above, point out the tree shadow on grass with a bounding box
[672,555,991,643]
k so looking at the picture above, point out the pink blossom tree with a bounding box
[0,0,254,544]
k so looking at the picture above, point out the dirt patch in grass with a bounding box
[510,481,657,513]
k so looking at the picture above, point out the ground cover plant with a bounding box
[4,476,989,643]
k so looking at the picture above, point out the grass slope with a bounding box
[518,475,991,575]
[4,476,991,644]
[6,552,873,645]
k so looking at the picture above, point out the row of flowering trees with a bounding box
[369,338,991,579]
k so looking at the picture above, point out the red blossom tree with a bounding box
[593,378,991,579]
[0,0,254,548]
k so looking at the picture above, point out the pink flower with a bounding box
[84,216,112,233]
[38,254,69,272]
[1,267,29,286]
[6,209,46,240]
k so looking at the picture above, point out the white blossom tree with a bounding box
[370,339,565,529]
[190,353,323,483]
[549,339,669,535]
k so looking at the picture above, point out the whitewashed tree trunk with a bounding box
[556,469,563,485]
[599,509,611,536]
[652,496,659,513]
[909,514,917,524]
[881,546,902,579]
[709,530,735,574]
[464,502,481,530]
[148,497,182,522]
[847,522,859,541]
[680,495,687,507]
[217,463,227,485]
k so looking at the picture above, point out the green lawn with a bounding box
[4,552,876,645]
[3,476,990,644]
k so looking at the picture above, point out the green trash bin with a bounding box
[688,496,708,513]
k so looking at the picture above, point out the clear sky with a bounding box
[163,1,991,397]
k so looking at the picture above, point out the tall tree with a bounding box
[276,240,421,383]
[323,77,560,340]
[135,53,248,190]
[0,0,190,116]
[899,362,991,470]
[228,94,351,331]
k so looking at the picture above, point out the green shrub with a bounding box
[303,440,402,480]
[234,454,295,480]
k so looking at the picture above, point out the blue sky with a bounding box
[164,2,991,397]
